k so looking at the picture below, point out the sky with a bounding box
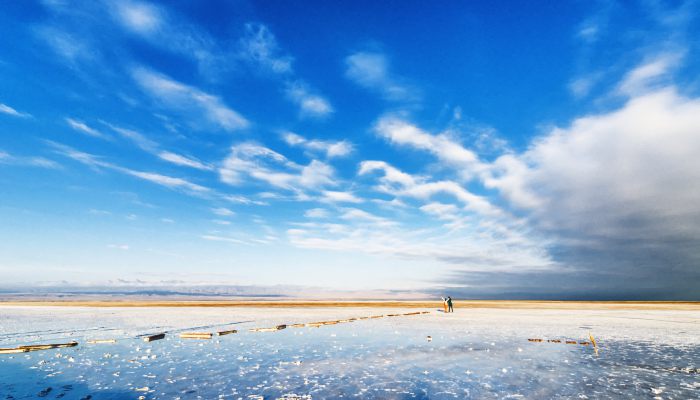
[1,0,699,299]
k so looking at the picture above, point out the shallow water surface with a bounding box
[1,307,698,399]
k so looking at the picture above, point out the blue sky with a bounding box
[1,1,700,298]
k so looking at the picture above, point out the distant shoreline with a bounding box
[1,300,699,310]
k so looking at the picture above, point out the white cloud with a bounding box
[0,150,60,169]
[101,122,212,171]
[219,142,336,191]
[359,160,417,188]
[285,81,333,118]
[103,122,158,151]
[577,23,599,42]
[65,118,107,139]
[373,115,485,180]
[238,23,293,74]
[201,234,247,245]
[617,53,681,96]
[359,160,499,216]
[287,219,552,272]
[124,170,209,193]
[88,209,112,216]
[340,208,395,227]
[282,132,353,158]
[0,103,32,118]
[113,1,163,34]
[237,24,332,119]
[107,244,130,250]
[158,151,212,171]
[107,1,220,77]
[35,26,95,64]
[345,51,416,101]
[463,85,700,295]
[211,207,235,217]
[47,141,110,169]
[568,75,600,98]
[50,142,210,195]
[320,190,363,203]
[224,194,268,206]
[304,208,329,218]
[419,202,460,221]
[132,67,249,131]
[485,88,700,234]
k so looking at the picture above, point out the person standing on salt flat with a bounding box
[447,296,453,313]
[441,297,448,313]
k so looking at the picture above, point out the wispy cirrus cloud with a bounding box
[101,121,212,171]
[373,115,486,180]
[112,1,163,35]
[123,169,209,193]
[211,207,235,217]
[219,142,336,192]
[616,53,682,96]
[304,208,330,218]
[108,1,221,77]
[237,23,293,75]
[285,81,334,118]
[65,118,108,139]
[0,150,60,169]
[157,151,212,171]
[320,190,363,204]
[282,132,353,158]
[49,141,210,195]
[34,25,97,66]
[0,103,32,118]
[132,67,249,132]
[237,23,333,119]
[359,160,499,216]
[345,51,418,102]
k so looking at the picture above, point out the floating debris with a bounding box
[277,394,312,400]
[0,347,29,354]
[22,342,78,351]
[142,333,165,342]
[427,336,433,342]
[250,325,287,332]
[179,332,213,339]
[87,339,117,344]
[217,329,238,336]
[1,342,79,354]
[528,338,543,342]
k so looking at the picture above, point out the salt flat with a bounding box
[1,306,698,399]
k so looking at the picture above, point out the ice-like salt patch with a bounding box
[1,306,699,399]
